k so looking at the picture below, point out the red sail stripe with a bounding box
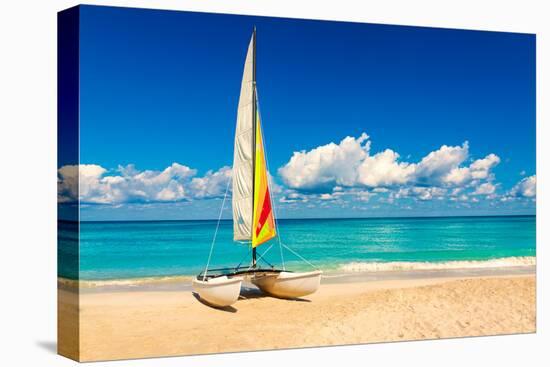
[256,188,272,236]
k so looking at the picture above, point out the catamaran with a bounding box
[192,29,322,307]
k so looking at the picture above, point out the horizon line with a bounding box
[60,213,536,223]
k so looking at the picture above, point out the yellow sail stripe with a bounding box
[252,111,276,248]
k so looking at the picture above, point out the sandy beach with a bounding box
[58,270,536,362]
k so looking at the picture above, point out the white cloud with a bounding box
[279,186,373,205]
[508,175,536,198]
[279,191,309,204]
[190,167,232,199]
[415,142,469,184]
[450,193,469,202]
[57,165,79,203]
[278,133,370,190]
[356,149,416,187]
[473,182,496,195]
[279,134,499,193]
[354,190,372,202]
[469,154,500,178]
[443,167,470,186]
[450,187,463,196]
[395,186,447,201]
[319,193,335,200]
[443,154,500,185]
[57,163,231,204]
[268,173,283,194]
[59,135,530,211]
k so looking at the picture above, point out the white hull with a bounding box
[251,270,322,299]
[192,276,243,307]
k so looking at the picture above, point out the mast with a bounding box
[233,27,273,267]
[252,26,257,268]
[250,27,276,258]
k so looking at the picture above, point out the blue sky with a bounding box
[59,5,536,220]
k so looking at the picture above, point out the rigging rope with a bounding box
[243,243,274,272]
[202,175,232,281]
[256,87,318,272]
[281,243,319,270]
[203,87,318,279]
[255,87,286,270]
[235,245,252,270]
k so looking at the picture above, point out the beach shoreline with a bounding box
[58,261,536,292]
[58,268,536,361]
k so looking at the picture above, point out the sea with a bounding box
[58,215,536,282]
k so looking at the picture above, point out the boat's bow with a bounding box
[192,276,243,307]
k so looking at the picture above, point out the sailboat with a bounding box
[192,29,322,307]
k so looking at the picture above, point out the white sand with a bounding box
[58,273,536,361]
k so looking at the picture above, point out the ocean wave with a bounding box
[338,256,536,272]
[57,256,537,287]
[58,275,194,288]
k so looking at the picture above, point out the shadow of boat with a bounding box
[239,285,311,303]
[191,292,238,313]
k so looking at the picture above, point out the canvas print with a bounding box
[57,5,536,362]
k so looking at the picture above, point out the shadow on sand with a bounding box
[238,286,311,303]
[191,292,238,313]
[191,286,311,311]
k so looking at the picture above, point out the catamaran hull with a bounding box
[192,276,243,307]
[251,270,322,299]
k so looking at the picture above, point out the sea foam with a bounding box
[338,256,536,272]
[58,275,194,289]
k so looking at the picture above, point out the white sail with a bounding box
[232,34,255,241]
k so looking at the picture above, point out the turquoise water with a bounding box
[58,216,536,280]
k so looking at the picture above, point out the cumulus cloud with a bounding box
[279,191,309,203]
[279,133,500,193]
[450,194,470,202]
[57,163,231,204]
[392,186,447,201]
[508,175,536,198]
[58,134,532,211]
[353,190,372,202]
[473,182,496,195]
[443,154,500,185]
[415,143,469,184]
[57,165,79,203]
[278,133,370,190]
[189,167,232,199]
[356,149,416,187]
